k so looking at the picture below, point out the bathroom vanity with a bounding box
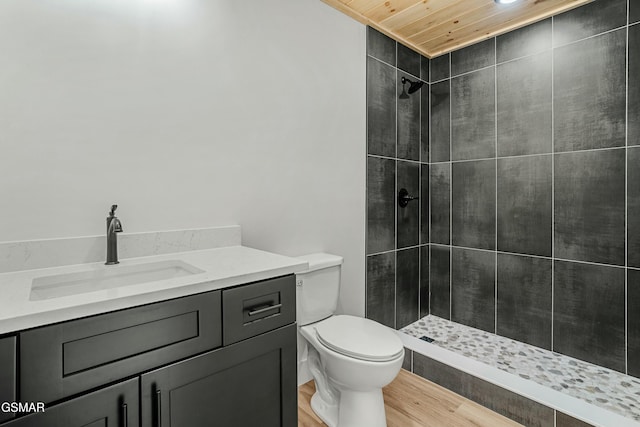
[0,244,305,427]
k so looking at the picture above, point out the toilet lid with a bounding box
[315,315,404,362]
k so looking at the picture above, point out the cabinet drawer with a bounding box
[222,275,295,345]
[3,378,138,427]
[0,336,16,423]
[20,290,222,403]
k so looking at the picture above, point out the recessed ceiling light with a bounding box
[495,0,519,4]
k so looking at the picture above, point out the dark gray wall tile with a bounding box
[367,156,396,254]
[420,245,430,318]
[553,260,625,372]
[452,160,496,250]
[398,43,420,77]
[397,161,420,248]
[497,52,552,157]
[496,19,551,63]
[554,150,625,265]
[497,155,552,257]
[430,53,450,82]
[366,252,396,328]
[430,81,450,162]
[397,71,421,161]
[420,56,430,82]
[402,348,412,371]
[451,68,496,160]
[554,29,626,152]
[367,26,396,65]
[497,254,552,350]
[451,38,495,76]
[421,83,430,163]
[396,247,420,329]
[553,0,627,46]
[430,163,451,245]
[630,25,640,147]
[451,248,495,333]
[630,147,640,268]
[632,1,640,24]
[413,353,554,427]
[367,57,396,157]
[430,245,450,319]
[629,269,640,377]
[420,164,429,245]
[556,412,595,427]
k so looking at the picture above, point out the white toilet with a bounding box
[296,253,404,427]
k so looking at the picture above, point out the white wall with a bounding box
[0,0,366,315]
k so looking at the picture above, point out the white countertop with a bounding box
[0,245,308,335]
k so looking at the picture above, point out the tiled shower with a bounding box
[366,0,640,407]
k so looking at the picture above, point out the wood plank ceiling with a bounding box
[322,0,593,58]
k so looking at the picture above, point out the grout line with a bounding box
[449,52,453,321]
[450,63,496,81]
[365,49,369,320]
[551,15,555,353]
[429,244,432,315]
[625,0,630,375]
[497,48,551,68]
[367,54,425,83]
[428,145,627,165]
[418,106,422,320]
[494,36,499,335]
[414,243,629,270]
[553,24,628,50]
[394,46,398,330]
[367,244,429,258]
[368,153,428,165]
[428,57,433,317]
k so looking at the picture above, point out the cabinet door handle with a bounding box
[121,403,128,427]
[156,389,162,427]
[248,303,282,316]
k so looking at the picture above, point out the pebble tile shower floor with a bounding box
[402,315,640,421]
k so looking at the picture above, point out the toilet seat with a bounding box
[314,315,404,362]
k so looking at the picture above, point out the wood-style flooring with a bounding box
[298,369,523,427]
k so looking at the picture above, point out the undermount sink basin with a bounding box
[29,260,205,301]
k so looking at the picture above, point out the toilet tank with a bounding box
[295,253,343,326]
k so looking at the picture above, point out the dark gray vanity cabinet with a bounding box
[2,378,139,427]
[2,274,297,427]
[0,336,16,423]
[141,324,297,427]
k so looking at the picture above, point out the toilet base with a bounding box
[311,386,388,427]
[311,390,338,427]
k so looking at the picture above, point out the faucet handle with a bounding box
[109,205,118,216]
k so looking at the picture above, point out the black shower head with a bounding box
[401,77,424,94]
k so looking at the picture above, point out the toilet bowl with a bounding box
[296,254,404,427]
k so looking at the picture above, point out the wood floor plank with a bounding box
[298,369,523,427]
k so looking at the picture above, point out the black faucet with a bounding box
[106,205,123,265]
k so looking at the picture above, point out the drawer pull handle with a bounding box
[248,303,282,316]
[122,403,128,427]
[156,389,162,427]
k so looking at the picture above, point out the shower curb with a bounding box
[397,332,640,427]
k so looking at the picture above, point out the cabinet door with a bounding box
[0,336,16,423]
[141,323,297,427]
[3,378,138,427]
